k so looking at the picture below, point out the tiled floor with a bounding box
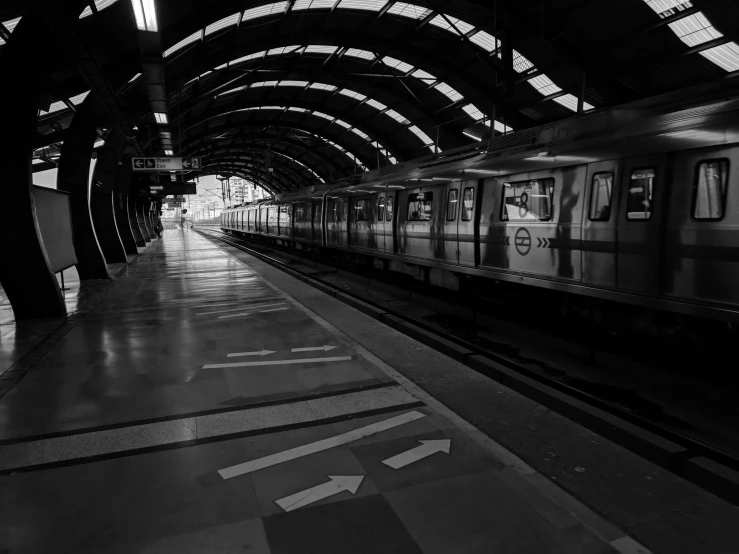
[0,229,637,553]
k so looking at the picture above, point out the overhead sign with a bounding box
[148,182,197,195]
[132,157,202,172]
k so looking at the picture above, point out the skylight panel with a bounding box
[325,139,346,152]
[93,139,106,148]
[350,128,371,140]
[383,56,414,73]
[644,0,693,18]
[337,0,388,11]
[408,125,433,145]
[528,75,562,96]
[304,45,339,54]
[288,107,309,112]
[494,121,513,133]
[387,2,432,20]
[293,0,337,10]
[469,30,499,52]
[512,50,535,73]
[700,42,739,72]
[267,46,300,56]
[252,81,279,88]
[434,82,463,103]
[214,62,228,71]
[42,101,68,115]
[344,48,375,60]
[217,86,246,97]
[552,93,594,112]
[365,98,387,111]
[69,91,91,105]
[338,89,368,101]
[205,13,240,36]
[385,109,410,125]
[164,31,201,58]
[668,13,722,47]
[309,83,338,91]
[280,80,310,87]
[79,0,119,19]
[461,104,485,120]
[334,119,351,129]
[0,17,20,45]
[312,111,335,120]
[429,15,474,36]
[411,68,437,84]
[243,2,289,22]
[231,52,266,65]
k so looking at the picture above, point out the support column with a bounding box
[57,93,109,279]
[128,196,145,247]
[137,201,152,241]
[90,129,127,263]
[113,160,138,255]
[0,9,75,319]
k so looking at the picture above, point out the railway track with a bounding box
[194,224,739,505]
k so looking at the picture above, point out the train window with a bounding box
[294,203,307,223]
[377,196,385,221]
[330,199,343,223]
[500,179,554,221]
[407,192,433,221]
[462,188,474,221]
[386,197,394,221]
[354,199,370,221]
[693,159,729,220]
[446,189,459,221]
[589,172,614,221]
[626,169,655,220]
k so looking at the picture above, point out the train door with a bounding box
[458,180,478,267]
[443,183,460,264]
[312,201,322,242]
[581,160,620,288]
[386,192,397,253]
[350,197,372,249]
[616,155,668,295]
[376,194,387,251]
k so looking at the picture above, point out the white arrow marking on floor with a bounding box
[218,410,426,480]
[381,440,452,469]
[202,356,353,369]
[291,345,338,353]
[260,307,289,313]
[276,476,365,512]
[197,302,286,315]
[227,349,276,358]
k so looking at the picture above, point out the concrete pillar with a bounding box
[57,93,109,279]
[90,129,127,263]
[128,196,146,247]
[0,9,76,319]
[113,161,138,255]
[137,201,152,241]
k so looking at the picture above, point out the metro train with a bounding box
[219,94,739,323]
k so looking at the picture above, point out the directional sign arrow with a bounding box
[291,345,338,353]
[227,349,276,358]
[134,159,144,168]
[382,439,451,469]
[276,476,364,512]
[183,159,192,168]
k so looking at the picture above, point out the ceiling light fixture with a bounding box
[131,0,158,32]
[154,112,168,124]
[164,149,173,156]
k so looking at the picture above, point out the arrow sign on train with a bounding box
[276,475,364,512]
[227,349,276,358]
[382,440,451,469]
[291,345,338,353]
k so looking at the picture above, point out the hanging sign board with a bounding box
[132,157,202,171]
[148,182,197,195]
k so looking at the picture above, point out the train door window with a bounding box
[407,192,433,221]
[386,197,394,221]
[461,187,474,221]
[500,179,554,221]
[343,200,348,221]
[589,172,614,221]
[294,203,306,223]
[354,199,369,221]
[279,205,290,227]
[330,199,341,223]
[626,169,655,220]
[446,189,459,221]
[693,159,729,220]
[377,196,385,221]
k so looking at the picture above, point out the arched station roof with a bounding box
[3,0,739,193]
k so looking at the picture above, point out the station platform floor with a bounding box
[0,229,736,553]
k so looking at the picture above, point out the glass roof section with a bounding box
[0,17,21,46]
[161,2,596,116]
[643,0,739,72]
[79,0,120,19]
[214,79,436,151]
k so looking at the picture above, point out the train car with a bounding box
[220,94,739,322]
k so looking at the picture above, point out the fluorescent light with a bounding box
[164,149,173,155]
[131,0,158,32]
[154,112,168,124]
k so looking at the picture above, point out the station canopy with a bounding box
[3,0,738,194]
